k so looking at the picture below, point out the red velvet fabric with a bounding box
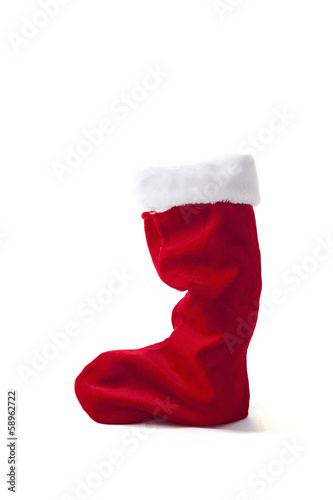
[75,201,262,426]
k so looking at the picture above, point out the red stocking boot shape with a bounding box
[75,155,262,426]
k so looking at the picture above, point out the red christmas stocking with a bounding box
[75,155,262,426]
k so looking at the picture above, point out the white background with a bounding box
[1,1,332,499]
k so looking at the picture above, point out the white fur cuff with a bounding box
[134,154,260,213]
